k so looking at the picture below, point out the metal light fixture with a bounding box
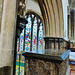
[17,15,28,37]
[17,15,28,25]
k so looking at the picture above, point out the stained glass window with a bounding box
[16,38,19,52]
[16,53,20,75]
[25,15,32,52]
[38,23,43,50]
[32,17,38,51]
[19,29,24,52]
[15,12,43,75]
[24,13,43,51]
[16,13,43,53]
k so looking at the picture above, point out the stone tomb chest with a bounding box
[23,49,70,75]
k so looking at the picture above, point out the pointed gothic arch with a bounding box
[15,11,43,75]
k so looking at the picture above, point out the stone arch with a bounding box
[25,9,45,37]
[25,0,64,37]
[38,0,64,37]
[25,9,43,20]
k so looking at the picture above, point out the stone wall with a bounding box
[0,0,68,75]
[0,0,3,72]
[0,0,17,75]
[0,0,3,61]
[0,0,3,32]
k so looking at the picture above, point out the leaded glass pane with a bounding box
[38,18,41,23]
[32,17,38,51]
[17,38,19,52]
[32,14,34,18]
[25,15,31,52]
[19,29,24,52]
[38,23,43,50]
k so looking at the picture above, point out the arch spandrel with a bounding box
[25,10,43,21]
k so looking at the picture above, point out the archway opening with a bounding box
[15,12,43,75]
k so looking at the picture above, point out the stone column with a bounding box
[69,15,71,39]
[74,12,75,41]
[0,0,17,74]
